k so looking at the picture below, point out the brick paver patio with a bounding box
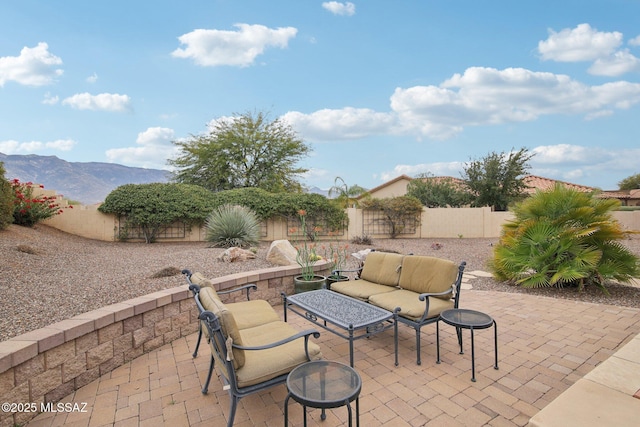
[25,289,640,427]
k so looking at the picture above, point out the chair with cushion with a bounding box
[194,291,322,426]
[183,269,280,359]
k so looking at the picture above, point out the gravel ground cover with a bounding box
[1,224,639,342]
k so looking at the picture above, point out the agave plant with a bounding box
[204,204,261,248]
[489,184,639,292]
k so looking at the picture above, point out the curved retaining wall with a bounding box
[0,262,330,426]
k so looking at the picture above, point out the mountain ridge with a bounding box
[0,153,170,204]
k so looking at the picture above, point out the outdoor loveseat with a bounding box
[186,270,323,426]
[329,252,466,365]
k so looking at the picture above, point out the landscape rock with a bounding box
[217,247,257,263]
[266,240,298,266]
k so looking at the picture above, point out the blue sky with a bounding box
[1,1,639,192]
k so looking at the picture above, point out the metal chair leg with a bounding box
[193,322,202,358]
[202,355,214,394]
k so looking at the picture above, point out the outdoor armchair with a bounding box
[194,290,322,426]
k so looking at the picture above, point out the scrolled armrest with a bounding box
[418,285,454,301]
[233,329,320,351]
[218,284,258,300]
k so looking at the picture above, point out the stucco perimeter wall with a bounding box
[42,203,640,242]
[0,262,331,427]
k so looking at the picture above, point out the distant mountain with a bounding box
[0,153,170,204]
[308,186,330,197]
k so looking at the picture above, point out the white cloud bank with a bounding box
[283,66,640,142]
[0,42,63,87]
[0,138,76,154]
[538,23,640,76]
[105,127,179,169]
[61,92,132,112]
[322,2,356,16]
[172,24,297,67]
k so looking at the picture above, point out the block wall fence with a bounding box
[0,261,332,427]
[42,200,640,242]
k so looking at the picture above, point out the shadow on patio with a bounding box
[25,289,640,427]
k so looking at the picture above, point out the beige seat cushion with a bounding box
[369,289,454,321]
[398,256,458,298]
[359,252,404,287]
[236,322,322,388]
[330,279,397,301]
[190,272,220,299]
[227,300,281,330]
[201,295,245,369]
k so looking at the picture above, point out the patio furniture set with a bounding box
[182,251,499,426]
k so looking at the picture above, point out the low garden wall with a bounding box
[0,262,331,426]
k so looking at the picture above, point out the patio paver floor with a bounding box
[25,289,640,427]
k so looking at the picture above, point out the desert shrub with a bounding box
[359,196,423,238]
[99,183,215,243]
[10,179,64,227]
[351,235,372,245]
[209,188,348,234]
[0,163,13,230]
[490,184,640,291]
[205,204,261,248]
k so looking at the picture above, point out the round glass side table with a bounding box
[436,308,499,382]
[284,360,361,427]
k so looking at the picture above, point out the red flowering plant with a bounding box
[289,209,323,280]
[10,179,69,227]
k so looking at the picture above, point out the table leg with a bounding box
[394,309,399,366]
[284,394,290,426]
[436,319,441,364]
[470,326,476,382]
[348,324,355,367]
[493,320,499,370]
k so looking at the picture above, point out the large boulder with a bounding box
[266,240,299,266]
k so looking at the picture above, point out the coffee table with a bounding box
[283,289,399,367]
[284,360,361,427]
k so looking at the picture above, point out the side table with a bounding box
[284,360,361,427]
[436,308,498,382]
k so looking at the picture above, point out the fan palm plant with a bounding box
[490,184,639,291]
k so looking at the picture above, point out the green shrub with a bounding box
[0,163,13,230]
[205,204,261,248]
[10,179,63,227]
[359,196,423,238]
[99,183,215,243]
[209,188,348,233]
[490,184,640,291]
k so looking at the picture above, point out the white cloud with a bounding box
[538,23,622,62]
[42,92,59,105]
[537,23,640,77]
[86,72,98,83]
[531,144,604,164]
[379,161,464,182]
[0,42,63,87]
[282,107,397,140]
[61,92,132,112]
[588,49,640,76]
[105,127,179,169]
[172,24,297,67]
[285,66,640,142]
[322,2,356,16]
[0,138,76,154]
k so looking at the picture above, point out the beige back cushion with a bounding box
[398,256,458,297]
[359,252,404,287]
[190,272,220,299]
[200,290,245,369]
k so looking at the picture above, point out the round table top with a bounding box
[287,360,361,409]
[440,309,494,329]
